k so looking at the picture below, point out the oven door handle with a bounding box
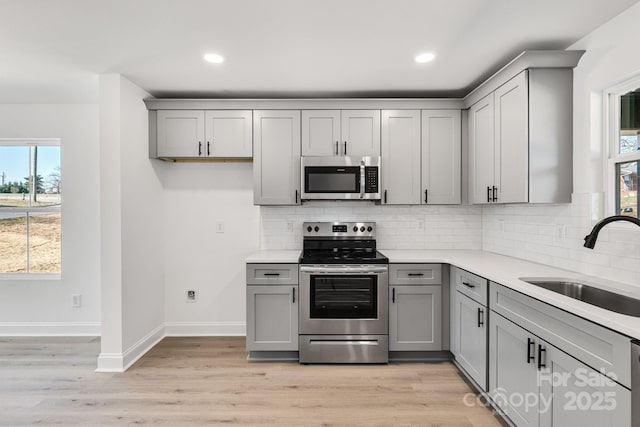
[300,265,388,274]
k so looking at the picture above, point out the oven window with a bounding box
[310,275,377,318]
[305,167,360,193]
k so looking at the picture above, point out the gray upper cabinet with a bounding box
[469,69,573,204]
[156,109,252,159]
[421,109,461,204]
[301,110,341,156]
[157,110,205,158]
[381,109,461,205]
[204,110,252,158]
[302,109,381,157]
[253,110,301,205]
[381,110,421,204]
[341,110,381,157]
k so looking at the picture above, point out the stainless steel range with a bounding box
[298,222,389,364]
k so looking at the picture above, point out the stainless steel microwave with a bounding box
[301,156,381,200]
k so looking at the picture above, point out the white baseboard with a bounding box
[0,322,100,336]
[96,324,165,373]
[164,321,246,337]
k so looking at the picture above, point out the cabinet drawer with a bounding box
[452,266,488,306]
[246,264,298,285]
[490,281,631,388]
[389,263,441,285]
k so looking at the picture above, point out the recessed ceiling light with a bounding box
[203,53,224,64]
[414,52,436,63]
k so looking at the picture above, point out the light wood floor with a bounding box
[0,336,506,426]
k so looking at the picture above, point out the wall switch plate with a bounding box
[72,294,82,308]
[286,221,294,232]
[215,222,224,233]
[556,224,567,241]
[186,290,197,303]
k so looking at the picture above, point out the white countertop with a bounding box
[379,249,640,341]
[245,250,300,263]
[246,248,640,340]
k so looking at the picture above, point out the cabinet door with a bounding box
[421,110,461,204]
[389,285,442,352]
[494,71,529,203]
[468,94,495,204]
[301,110,341,156]
[454,292,487,391]
[253,110,301,205]
[489,313,540,427]
[540,343,631,427]
[381,110,421,204]
[157,110,205,158]
[341,110,381,157]
[204,110,252,158]
[246,285,298,351]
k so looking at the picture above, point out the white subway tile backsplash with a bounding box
[260,203,482,250]
[483,192,640,287]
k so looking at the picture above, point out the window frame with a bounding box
[605,78,640,217]
[0,138,61,279]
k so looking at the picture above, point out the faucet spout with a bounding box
[583,215,640,249]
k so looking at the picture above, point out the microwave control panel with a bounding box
[364,167,378,193]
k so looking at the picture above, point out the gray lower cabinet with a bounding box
[246,284,298,351]
[246,263,299,354]
[453,292,487,391]
[389,284,442,351]
[489,288,631,427]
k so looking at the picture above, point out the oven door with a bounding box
[299,265,388,335]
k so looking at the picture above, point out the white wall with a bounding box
[0,104,101,335]
[162,162,259,336]
[482,3,640,286]
[97,74,165,371]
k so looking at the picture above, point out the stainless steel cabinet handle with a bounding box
[527,338,535,364]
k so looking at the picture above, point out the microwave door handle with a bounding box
[360,162,365,199]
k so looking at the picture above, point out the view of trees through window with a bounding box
[616,89,640,219]
[0,142,61,273]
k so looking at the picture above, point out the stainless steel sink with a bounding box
[519,278,640,317]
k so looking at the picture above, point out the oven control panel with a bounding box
[303,222,376,238]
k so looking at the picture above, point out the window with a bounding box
[608,83,640,219]
[0,139,61,275]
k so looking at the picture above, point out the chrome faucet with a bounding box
[583,215,640,249]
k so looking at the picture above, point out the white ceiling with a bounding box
[1,0,638,103]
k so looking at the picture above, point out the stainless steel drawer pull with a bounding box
[309,340,379,345]
[407,273,424,277]
[263,273,280,276]
[462,282,476,289]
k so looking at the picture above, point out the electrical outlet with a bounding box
[186,290,197,303]
[215,222,224,233]
[72,294,82,308]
